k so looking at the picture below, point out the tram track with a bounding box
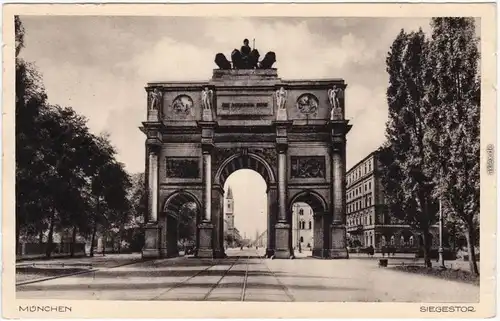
[240,255,250,301]
[258,254,295,302]
[202,256,244,300]
[151,258,221,300]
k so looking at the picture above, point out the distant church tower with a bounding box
[225,186,234,231]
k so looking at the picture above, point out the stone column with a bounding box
[274,145,293,259]
[212,185,226,258]
[203,151,212,221]
[142,144,162,259]
[330,142,348,258]
[148,151,159,222]
[266,186,278,258]
[197,148,215,258]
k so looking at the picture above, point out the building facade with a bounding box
[345,150,438,252]
[255,230,267,248]
[291,203,314,250]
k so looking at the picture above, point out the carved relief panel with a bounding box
[290,156,326,179]
[165,157,200,179]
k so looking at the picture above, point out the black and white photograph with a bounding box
[3,3,496,319]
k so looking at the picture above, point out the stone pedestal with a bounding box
[276,108,287,121]
[142,224,162,259]
[329,224,348,259]
[202,109,213,121]
[196,222,214,258]
[148,109,159,122]
[274,222,293,258]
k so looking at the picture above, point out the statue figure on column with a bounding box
[201,87,214,110]
[275,87,287,110]
[149,88,163,111]
[328,85,343,120]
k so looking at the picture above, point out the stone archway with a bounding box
[214,151,277,258]
[141,60,352,259]
[289,190,329,258]
[160,191,201,258]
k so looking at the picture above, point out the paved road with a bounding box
[16,249,478,302]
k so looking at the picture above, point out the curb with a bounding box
[16,259,145,287]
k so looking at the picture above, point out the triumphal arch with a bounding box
[141,41,352,259]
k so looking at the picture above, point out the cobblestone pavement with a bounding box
[16,249,479,302]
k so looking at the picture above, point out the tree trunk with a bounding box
[16,227,21,256]
[70,226,77,257]
[465,223,479,275]
[39,228,44,246]
[422,229,432,268]
[90,222,97,257]
[46,213,55,258]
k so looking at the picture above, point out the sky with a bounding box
[20,16,433,238]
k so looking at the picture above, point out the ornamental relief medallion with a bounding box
[172,95,194,116]
[290,156,326,179]
[296,93,319,115]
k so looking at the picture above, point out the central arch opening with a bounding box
[215,152,275,258]
[223,169,267,257]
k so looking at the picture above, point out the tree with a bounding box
[178,202,197,245]
[424,18,480,275]
[15,17,134,258]
[381,29,439,267]
[86,133,132,256]
[15,16,50,253]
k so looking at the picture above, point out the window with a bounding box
[400,236,405,246]
[369,215,372,225]
[409,236,414,246]
[369,182,371,190]
[381,236,386,246]
[299,208,304,216]
[300,236,304,243]
[300,221,305,229]
[309,221,312,229]
[390,236,395,246]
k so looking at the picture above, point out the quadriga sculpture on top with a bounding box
[214,38,276,70]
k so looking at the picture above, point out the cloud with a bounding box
[20,16,431,175]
